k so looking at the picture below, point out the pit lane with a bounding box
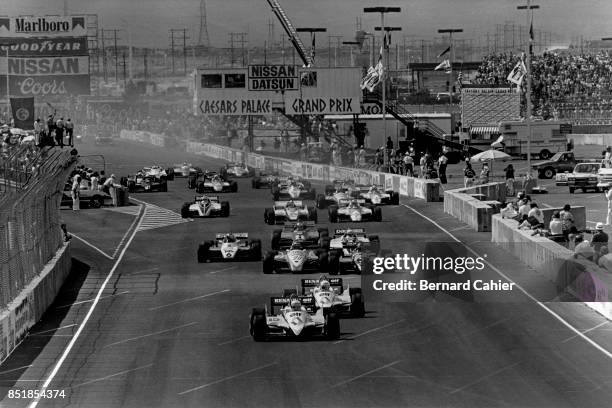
[1,140,611,408]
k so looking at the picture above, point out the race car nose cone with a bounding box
[350,212,362,221]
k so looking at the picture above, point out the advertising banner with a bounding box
[0,16,87,38]
[10,97,35,129]
[197,98,274,115]
[248,65,298,91]
[0,37,88,57]
[285,96,359,115]
[400,177,408,196]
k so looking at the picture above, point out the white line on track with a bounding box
[103,322,198,348]
[177,362,277,395]
[449,225,470,232]
[217,335,251,346]
[209,266,236,274]
[450,362,520,394]
[29,324,77,336]
[28,203,146,408]
[70,233,114,260]
[334,319,406,344]
[55,291,130,309]
[148,289,230,311]
[331,360,402,388]
[0,365,32,376]
[562,321,609,343]
[71,364,153,388]
[402,204,612,360]
[111,204,144,258]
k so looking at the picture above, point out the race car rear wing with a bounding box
[338,198,366,206]
[334,228,365,234]
[270,296,315,313]
[301,278,343,294]
[283,221,315,229]
[215,232,248,239]
[195,195,220,202]
[274,200,304,207]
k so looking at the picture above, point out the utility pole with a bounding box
[182,29,189,73]
[169,29,188,74]
[100,29,107,82]
[112,29,119,83]
[438,28,463,119]
[144,48,148,81]
[329,35,343,67]
[122,52,127,82]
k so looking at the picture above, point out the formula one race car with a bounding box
[298,276,364,317]
[251,172,280,189]
[316,188,353,209]
[328,199,382,223]
[249,294,340,341]
[328,229,380,274]
[262,242,328,274]
[172,162,200,178]
[120,173,168,193]
[356,185,400,205]
[142,165,171,180]
[264,200,317,225]
[221,162,255,178]
[197,233,261,262]
[271,177,316,200]
[270,221,328,250]
[186,167,206,189]
[181,195,230,218]
[324,179,362,195]
[195,173,238,193]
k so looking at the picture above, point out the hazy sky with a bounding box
[4,0,611,47]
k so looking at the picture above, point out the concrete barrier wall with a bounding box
[0,242,72,364]
[444,182,510,232]
[492,213,612,320]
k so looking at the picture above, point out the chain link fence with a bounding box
[0,147,76,309]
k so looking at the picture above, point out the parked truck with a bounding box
[532,151,591,179]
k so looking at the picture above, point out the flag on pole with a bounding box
[507,59,527,86]
[10,97,35,130]
[434,59,450,72]
[437,45,451,58]
[528,18,534,54]
[457,71,463,91]
[360,46,384,92]
[310,34,316,62]
[383,32,391,49]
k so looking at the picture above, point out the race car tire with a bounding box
[390,191,400,205]
[271,230,282,250]
[89,195,104,209]
[263,251,276,274]
[160,181,168,192]
[328,206,338,223]
[319,236,330,250]
[229,181,238,192]
[325,185,335,195]
[373,207,382,222]
[166,168,175,181]
[316,194,327,209]
[220,201,230,217]
[308,207,318,223]
[181,203,191,218]
[283,288,298,297]
[250,308,267,341]
[264,208,275,225]
[252,179,261,189]
[325,312,340,340]
[197,241,211,263]
[196,181,204,193]
[327,251,340,275]
[318,251,329,273]
[250,239,262,260]
[127,181,136,193]
[120,176,128,187]
[317,227,329,237]
[350,292,365,318]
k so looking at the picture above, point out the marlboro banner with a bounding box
[10,97,35,129]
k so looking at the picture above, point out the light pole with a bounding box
[438,29,462,120]
[364,6,401,148]
[518,1,539,173]
[376,26,402,146]
[296,28,327,66]
[342,41,360,67]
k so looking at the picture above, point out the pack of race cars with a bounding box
[117,163,398,341]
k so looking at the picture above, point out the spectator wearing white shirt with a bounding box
[103,174,117,207]
[605,188,612,226]
[500,202,518,219]
[71,175,81,211]
[549,211,563,235]
[528,203,544,227]
[90,173,99,191]
[518,199,530,219]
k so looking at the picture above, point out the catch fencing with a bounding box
[0,147,76,309]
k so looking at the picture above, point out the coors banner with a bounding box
[10,97,35,130]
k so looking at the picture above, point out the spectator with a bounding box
[528,203,544,228]
[504,164,515,196]
[560,204,575,235]
[420,155,427,178]
[549,211,564,235]
[103,174,117,206]
[500,202,518,219]
[71,174,81,211]
[65,118,74,147]
[605,187,612,225]
[437,153,447,183]
[518,214,532,230]
[404,152,414,177]
[591,222,609,256]
[464,160,475,187]
[46,114,55,140]
[386,136,393,151]
[90,172,99,191]
[480,162,490,184]
[55,117,65,147]
[34,118,42,145]
[574,234,595,261]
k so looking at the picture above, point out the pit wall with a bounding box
[118,130,441,202]
[492,213,612,320]
[0,242,72,364]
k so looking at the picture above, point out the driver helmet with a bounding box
[223,233,235,243]
[286,201,296,208]
[320,279,331,291]
[290,241,303,250]
[349,200,359,208]
[294,222,305,231]
[369,185,378,192]
[290,297,301,311]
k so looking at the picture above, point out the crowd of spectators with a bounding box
[473,51,612,122]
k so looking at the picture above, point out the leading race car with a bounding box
[324,179,361,196]
[249,295,340,341]
[271,221,328,250]
[196,173,238,193]
[197,233,261,262]
[264,200,317,225]
[299,276,365,318]
[221,162,255,178]
[172,162,200,178]
[271,177,316,200]
[262,241,329,274]
[251,172,280,189]
[120,172,168,193]
[328,229,380,274]
[142,165,171,180]
[316,188,353,209]
[328,199,382,222]
[181,195,230,218]
[357,185,400,205]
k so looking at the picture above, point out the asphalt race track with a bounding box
[1,140,612,408]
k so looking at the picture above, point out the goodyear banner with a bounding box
[10,97,35,129]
